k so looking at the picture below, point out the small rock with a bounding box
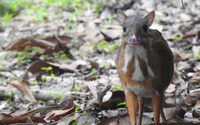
[101,29,121,40]
[177,61,191,71]
[100,8,112,20]
[192,46,200,59]
[180,13,191,22]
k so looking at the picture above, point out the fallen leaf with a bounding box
[5,35,73,58]
[0,116,45,124]
[101,29,121,41]
[193,100,200,118]
[77,113,96,125]
[165,84,176,93]
[8,79,36,102]
[47,99,75,121]
[161,107,182,122]
[177,61,191,71]
[23,60,61,81]
[98,114,152,125]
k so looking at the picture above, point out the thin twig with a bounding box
[181,0,185,9]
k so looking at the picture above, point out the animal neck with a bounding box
[122,44,154,82]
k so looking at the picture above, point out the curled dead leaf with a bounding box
[8,79,36,102]
[5,35,74,59]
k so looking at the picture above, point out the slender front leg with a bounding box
[152,93,162,125]
[138,97,144,125]
[126,91,138,125]
[161,107,167,123]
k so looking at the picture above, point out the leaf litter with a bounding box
[0,0,200,125]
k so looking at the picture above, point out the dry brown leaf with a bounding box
[184,96,194,106]
[0,115,45,124]
[165,84,176,93]
[97,116,120,125]
[23,60,61,81]
[8,79,36,102]
[47,100,75,121]
[48,105,75,121]
[193,100,200,118]
[5,35,73,58]
[162,107,181,122]
[184,111,200,122]
[77,114,96,125]
[6,38,57,53]
[98,114,152,125]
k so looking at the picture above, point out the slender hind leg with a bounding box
[138,97,144,125]
[126,91,138,125]
[152,93,162,125]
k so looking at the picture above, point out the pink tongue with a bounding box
[129,35,138,45]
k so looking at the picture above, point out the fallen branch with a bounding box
[0,86,90,101]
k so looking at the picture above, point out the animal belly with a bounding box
[124,85,155,98]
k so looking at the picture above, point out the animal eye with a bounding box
[123,26,127,32]
[143,25,148,33]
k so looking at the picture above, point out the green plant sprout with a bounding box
[75,106,80,111]
[26,47,45,55]
[0,0,30,27]
[172,35,183,41]
[91,68,96,72]
[41,66,53,72]
[0,63,3,71]
[50,92,65,99]
[17,52,32,65]
[30,80,38,86]
[1,12,13,27]
[91,74,97,79]
[97,41,121,52]
[117,101,126,107]
[0,0,106,30]
[113,85,122,90]
[103,62,110,69]
[16,46,46,65]
[41,76,46,82]
[53,51,70,60]
[195,52,200,60]
[72,120,78,125]
[72,86,81,92]
[41,66,56,78]
[5,91,14,103]
[94,3,103,14]
[38,100,46,104]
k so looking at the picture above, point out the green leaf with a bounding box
[41,66,53,72]
[113,85,122,90]
[30,80,38,85]
[38,100,46,104]
[117,101,126,107]
[195,52,200,60]
[72,120,78,125]
[50,73,56,77]
[98,41,120,52]
[172,35,183,41]
[72,86,80,92]
[75,106,80,111]
[91,68,96,72]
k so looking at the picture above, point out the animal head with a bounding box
[117,10,155,46]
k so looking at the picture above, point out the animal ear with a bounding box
[144,11,155,27]
[117,9,127,26]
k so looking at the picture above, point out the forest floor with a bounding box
[0,0,200,124]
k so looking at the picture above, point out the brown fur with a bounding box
[116,29,173,125]
[116,10,173,125]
